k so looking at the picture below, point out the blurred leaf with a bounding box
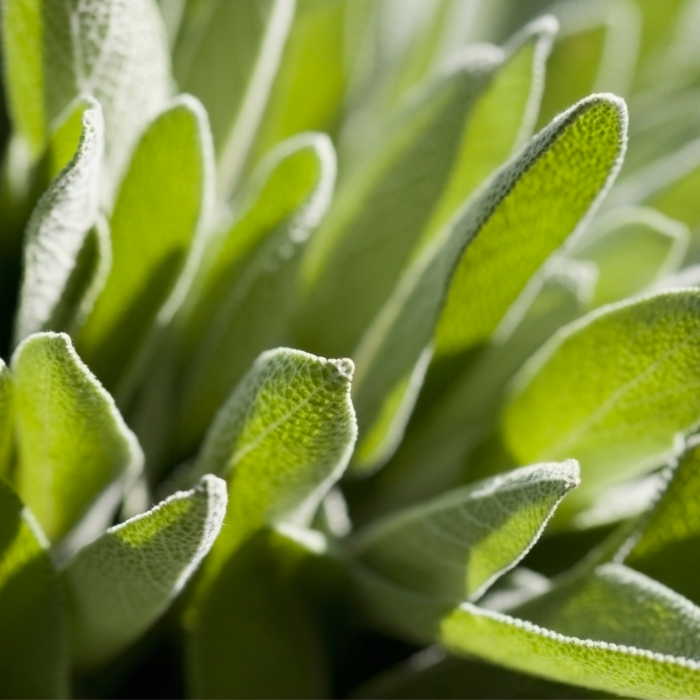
[190,348,357,573]
[0,480,68,698]
[173,133,336,456]
[351,95,627,474]
[11,332,143,542]
[502,290,700,520]
[353,462,579,600]
[573,207,688,307]
[77,96,213,396]
[622,435,700,605]
[62,474,226,669]
[13,100,103,344]
[0,360,14,479]
[187,525,330,699]
[173,0,295,195]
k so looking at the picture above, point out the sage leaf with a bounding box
[188,525,330,699]
[0,361,14,479]
[173,0,295,195]
[62,474,227,669]
[352,461,579,601]
[0,480,68,698]
[502,289,700,519]
[77,95,214,395]
[12,332,143,542]
[352,94,627,473]
[13,99,103,345]
[190,347,356,571]
[173,133,336,457]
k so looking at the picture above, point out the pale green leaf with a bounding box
[440,597,700,700]
[187,525,330,699]
[0,361,14,479]
[352,461,579,601]
[573,207,688,307]
[172,133,336,457]
[502,289,700,520]
[0,480,68,698]
[173,0,295,195]
[189,348,356,572]
[351,94,627,473]
[621,435,700,604]
[11,332,143,542]
[62,474,226,669]
[13,100,103,345]
[77,95,214,395]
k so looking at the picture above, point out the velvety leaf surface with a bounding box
[173,133,336,456]
[188,525,330,699]
[62,474,226,669]
[502,289,700,517]
[11,332,143,542]
[351,94,627,473]
[13,100,103,344]
[77,95,213,394]
[0,480,68,698]
[0,361,14,479]
[353,462,579,600]
[173,0,295,194]
[190,347,357,572]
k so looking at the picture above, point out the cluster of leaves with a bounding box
[3,0,700,698]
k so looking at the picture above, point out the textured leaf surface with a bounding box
[174,133,335,455]
[503,290,700,516]
[0,361,14,479]
[622,436,700,604]
[353,462,579,600]
[77,96,213,393]
[0,480,68,698]
[62,474,226,669]
[12,333,142,542]
[174,0,294,194]
[352,94,627,473]
[188,525,330,699]
[13,100,103,344]
[190,348,356,570]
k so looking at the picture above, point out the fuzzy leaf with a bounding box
[351,94,627,473]
[77,95,213,394]
[502,290,700,519]
[190,348,356,571]
[622,436,700,604]
[0,480,68,698]
[13,100,103,345]
[173,133,336,456]
[1,0,170,183]
[353,461,579,601]
[62,474,226,669]
[187,525,330,699]
[0,361,14,479]
[173,0,295,194]
[11,332,143,542]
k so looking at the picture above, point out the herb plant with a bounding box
[2,0,700,698]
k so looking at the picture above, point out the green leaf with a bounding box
[621,435,700,604]
[351,94,627,473]
[352,461,579,601]
[173,0,295,195]
[1,0,170,183]
[502,289,700,521]
[187,525,330,699]
[572,207,688,307]
[298,19,556,359]
[77,95,214,395]
[13,99,104,345]
[0,480,68,698]
[172,132,336,457]
[11,332,143,542]
[61,474,226,669]
[0,361,14,479]
[189,347,356,572]
[440,596,700,699]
